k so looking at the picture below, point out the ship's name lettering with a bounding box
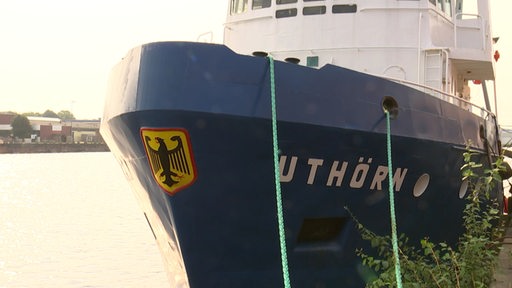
[279,155,408,191]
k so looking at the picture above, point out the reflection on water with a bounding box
[0,152,168,288]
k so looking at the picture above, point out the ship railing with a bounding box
[197,31,214,43]
[377,73,495,120]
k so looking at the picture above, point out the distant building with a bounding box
[0,112,103,144]
[0,112,17,141]
[64,119,104,143]
[502,128,512,147]
[0,112,16,133]
[26,116,71,142]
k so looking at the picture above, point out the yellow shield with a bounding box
[140,128,197,195]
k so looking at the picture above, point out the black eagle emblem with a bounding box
[144,135,191,188]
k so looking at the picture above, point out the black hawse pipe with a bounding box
[382,96,399,119]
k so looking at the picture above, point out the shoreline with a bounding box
[0,143,109,154]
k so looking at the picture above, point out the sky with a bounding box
[0,1,511,125]
[0,1,228,120]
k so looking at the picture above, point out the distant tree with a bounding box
[42,109,59,118]
[58,110,75,120]
[11,115,33,138]
[22,112,42,117]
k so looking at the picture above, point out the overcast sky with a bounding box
[0,1,227,119]
[0,1,511,126]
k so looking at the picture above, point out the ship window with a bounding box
[332,4,357,13]
[432,0,452,16]
[253,0,271,9]
[307,56,319,67]
[231,0,248,14]
[277,0,297,4]
[303,6,326,15]
[276,8,297,18]
[444,0,452,16]
[437,0,444,11]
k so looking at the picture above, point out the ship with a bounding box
[100,0,506,287]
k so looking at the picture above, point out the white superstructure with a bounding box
[225,0,495,103]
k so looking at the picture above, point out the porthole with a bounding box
[459,179,468,199]
[413,173,430,197]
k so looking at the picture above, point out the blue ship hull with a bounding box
[101,42,501,287]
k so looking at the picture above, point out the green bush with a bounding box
[353,149,506,288]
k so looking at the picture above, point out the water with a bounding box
[0,152,168,288]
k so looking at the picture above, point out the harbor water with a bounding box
[0,152,168,288]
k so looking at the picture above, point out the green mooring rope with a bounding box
[385,110,403,288]
[268,56,292,288]
[267,57,401,288]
